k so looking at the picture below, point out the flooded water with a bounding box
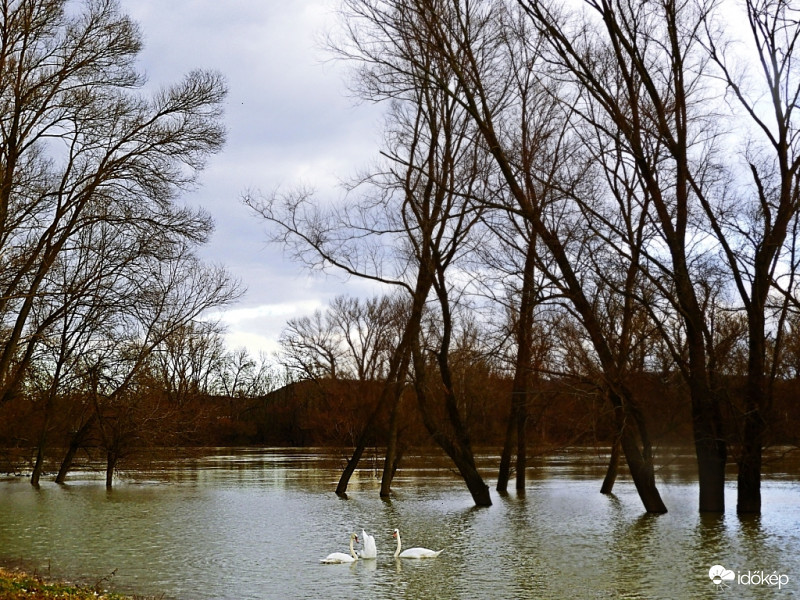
[0,448,797,599]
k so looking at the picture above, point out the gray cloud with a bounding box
[123,1,386,354]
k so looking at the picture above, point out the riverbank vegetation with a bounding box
[0,567,143,600]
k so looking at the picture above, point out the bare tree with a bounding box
[152,321,227,405]
[0,0,227,406]
[697,0,800,514]
[214,347,276,400]
[279,309,345,382]
[278,294,400,383]
[383,0,670,511]
[54,251,240,487]
[518,0,800,515]
[251,2,493,505]
[328,294,398,381]
[519,0,724,512]
[472,205,555,494]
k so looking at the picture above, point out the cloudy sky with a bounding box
[122,1,386,355]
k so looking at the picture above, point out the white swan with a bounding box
[359,529,377,559]
[392,528,442,559]
[320,532,359,563]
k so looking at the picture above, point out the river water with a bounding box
[0,448,797,599]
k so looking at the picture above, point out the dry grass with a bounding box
[0,568,159,600]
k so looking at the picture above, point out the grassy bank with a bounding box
[0,568,150,600]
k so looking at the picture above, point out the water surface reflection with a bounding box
[0,448,797,599]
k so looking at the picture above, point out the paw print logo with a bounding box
[709,565,735,587]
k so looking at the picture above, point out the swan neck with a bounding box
[394,532,401,558]
[350,536,357,559]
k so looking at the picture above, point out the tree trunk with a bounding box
[618,426,666,513]
[498,240,536,493]
[695,434,726,513]
[690,370,727,512]
[600,438,621,495]
[516,387,528,494]
[737,422,762,514]
[336,282,425,497]
[336,403,378,497]
[55,441,80,485]
[31,389,60,487]
[738,334,766,514]
[31,443,46,487]
[390,445,404,482]
[31,419,50,487]
[601,398,625,494]
[336,359,412,497]
[608,389,667,513]
[380,390,401,497]
[55,413,97,484]
[497,406,516,493]
[412,339,492,507]
[497,394,530,494]
[106,449,117,488]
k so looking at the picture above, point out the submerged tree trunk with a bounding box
[335,359,405,497]
[31,376,64,486]
[737,335,767,514]
[498,241,536,494]
[31,409,52,487]
[689,361,727,513]
[607,389,667,513]
[336,412,376,497]
[737,423,763,514]
[497,404,517,493]
[515,399,527,495]
[55,413,97,484]
[31,440,47,487]
[106,449,118,488]
[601,392,625,495]
[600,438,622,495]
[336,278,428,497]
[380,387,402,497]
[411,334,492,507]
[498,385,530,494]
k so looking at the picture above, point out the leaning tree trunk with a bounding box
[600,389,625,495]
[335,342,412,497]
[607,388,667,513]
[377,278,432,497]
[55,412,97,484]
[600,439,621,495]
[600,427,622,495]
[336,399,382,497]
[336,282,426,497]
[335,361,405,497]
[411,338,491,507]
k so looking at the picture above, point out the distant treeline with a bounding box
[3,374,797,476]
[236,376,800,450]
